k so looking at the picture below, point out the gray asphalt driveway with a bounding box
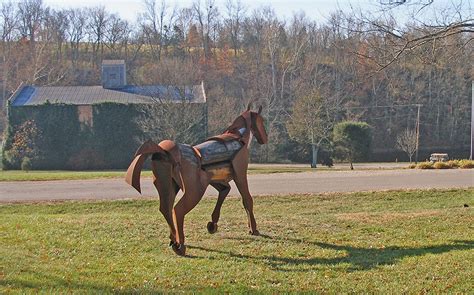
[1,169,472,202]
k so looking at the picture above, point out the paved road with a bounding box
[1,169,472,203]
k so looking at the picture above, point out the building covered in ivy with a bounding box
[2,60,207,170]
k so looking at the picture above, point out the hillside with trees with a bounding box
[1,0,472,164]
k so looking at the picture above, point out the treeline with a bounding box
[0,0,472,163]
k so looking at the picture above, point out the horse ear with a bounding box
[246,103,251,111]
[258,105,263,115]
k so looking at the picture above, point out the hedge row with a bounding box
[411,160,474,169]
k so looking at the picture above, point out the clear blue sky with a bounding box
[42,0,376,23]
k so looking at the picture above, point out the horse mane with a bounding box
[210,109,267,145]
[224,115,247,135]
[204,112,252,145]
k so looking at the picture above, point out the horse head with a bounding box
[249,106,268,144]
[225,105,268,145]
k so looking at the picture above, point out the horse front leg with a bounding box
[231,148,259,235]
[234,175,259,235]
[207,183,231,234]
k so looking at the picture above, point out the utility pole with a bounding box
[470,81,473,160]
[2,55,5,109]
[311,131,317,168]
[202,81,208,138]
[415,104,421,164]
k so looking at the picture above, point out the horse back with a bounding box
[194,140,243,166]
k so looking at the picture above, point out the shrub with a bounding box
[433,162,451,169]
[4,120,42,169]
[408,164,416,169]
[459,160,474,169]
[21,157,32,172]
[416,161,434,169]
[447,160,460,168]
[333,121,372,170]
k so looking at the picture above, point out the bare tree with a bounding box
[45,9,68,61]
[86,6,110,65]
[136,89,205,144]
[262,7,281,105]
[1,1,17,44]
[31,26,68,85]
[176,7,194,52]
[104,14,131,57]
[140,0,177,60]
[224,0,246,55]
[192,0,219,60]
[1,1,18,105]
[66,8,87,65]
[287,90,340,168]
[17,0,46,45]
[279,12,309,103]
[347,0,473,70]
[396,128,417,162]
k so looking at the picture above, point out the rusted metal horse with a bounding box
[125,106,268,256]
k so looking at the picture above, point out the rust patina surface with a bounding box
[125,106,268,256]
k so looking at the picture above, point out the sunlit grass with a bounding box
[0,166,322,182]
[1,188,472,293]
[0,170,144,181]
[0,163,409,182]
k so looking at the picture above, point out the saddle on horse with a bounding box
[177,129,247,183]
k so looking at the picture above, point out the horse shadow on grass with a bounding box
[188,236,473,272]
[0,271,115,293]
[0,270,168,293]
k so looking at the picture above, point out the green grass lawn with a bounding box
[0,170,139,182]
[0,163,412,182]
[0,166,326,182]
[1,189,473,293]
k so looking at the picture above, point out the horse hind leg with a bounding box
[207,183,231,234]
[151,159,179,245]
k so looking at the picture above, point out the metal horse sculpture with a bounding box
[125,106,268,256]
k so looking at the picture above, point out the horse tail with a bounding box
[125,140,166,193]
[125,139,184,194]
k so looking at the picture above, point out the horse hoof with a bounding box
[249,229,260,236]
[171,243,186,256]
[207,221,218,234]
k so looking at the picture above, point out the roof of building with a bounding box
[10,84,206,106]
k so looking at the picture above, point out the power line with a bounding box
[366,114,414,120]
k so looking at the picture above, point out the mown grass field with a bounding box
[0,163,413,182]
[0,166,330,182]
[1,189,473,293]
